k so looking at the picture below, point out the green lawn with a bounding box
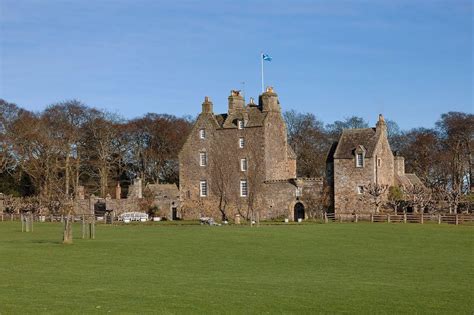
[0,222,472,314]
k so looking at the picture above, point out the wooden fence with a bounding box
[323,213,474,225]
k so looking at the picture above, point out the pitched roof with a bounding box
[214,106,266,128]
[395,173,425,188]
[333,128,379,159]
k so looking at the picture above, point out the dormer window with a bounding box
[238,120,244,129]
[356,153,364,168]
[199,129,206,139]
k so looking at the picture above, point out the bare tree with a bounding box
[405,185,433,214]
[387,186,405,213]
[362,183,388,213]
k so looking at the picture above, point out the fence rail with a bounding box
[323,213,474,225]
[1,212,473,226]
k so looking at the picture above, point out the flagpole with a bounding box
[261,52,264,93]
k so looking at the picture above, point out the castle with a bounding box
[179,88,322,221]
[179,87,421,221]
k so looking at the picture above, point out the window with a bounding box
[239,137,245,148]
[357,186,364,194]
[238,120,244,129]
[200,180,208,197]
[199,152,207,167]
[240,180,248,197]
[240,158,247,171]
[356,153,364,167]
[199,129,206,139]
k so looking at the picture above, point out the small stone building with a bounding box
[179,88,323,221]
[327,114,422,214]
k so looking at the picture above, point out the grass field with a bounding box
[0,221,472,314]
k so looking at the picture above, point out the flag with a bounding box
[262,53,272,62]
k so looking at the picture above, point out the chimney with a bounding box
[115,182,122,200]
[393,152,405,176]
[202,96,213,114]
[259,86,280,112]
[228,90,245,114]
[376,114,387,135]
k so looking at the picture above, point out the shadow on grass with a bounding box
[31,239,63,245]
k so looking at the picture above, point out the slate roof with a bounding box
[333,128,379,159]
[395,173,425,188]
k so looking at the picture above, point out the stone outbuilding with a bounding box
[327,114,423,214]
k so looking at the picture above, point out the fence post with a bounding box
[455,214,458,225]
[387,214,390,223]
[404,213,407,224]
[438,214,441,224]
[420,213,424,224]
[339,214,342,223]
[370,214,374,223]
[355,214,358,223]
[324,212,328,224]
[82,215,86,239]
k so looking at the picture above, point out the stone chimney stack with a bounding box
[115,182,121,200]
[393,152,405,176]
[260,86,281,112]
[201,96,213,114]
[228,90,245,114]
[376,114,387,135]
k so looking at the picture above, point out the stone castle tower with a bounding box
[179,87,321,221]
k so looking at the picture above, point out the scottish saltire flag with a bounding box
[262,53,272,61]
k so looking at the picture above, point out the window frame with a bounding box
[240,180,248,197]
[199,128,206,139]
[200,180,208,197]
[239,137,245,148]
[199,152,207,167]
[240,158,247,171]
[357,186,364,194]
[356,153,364,168]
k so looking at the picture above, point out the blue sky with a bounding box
[0,0,472,129]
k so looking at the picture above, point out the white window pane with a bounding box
[200,152,207,166]
[241,158,247,171]
[200,180,207,197]
[240,180,248,197]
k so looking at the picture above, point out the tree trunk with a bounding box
[65,154,70,197]
[63,215,73,244]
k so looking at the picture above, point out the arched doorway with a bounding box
[294,202,305,221]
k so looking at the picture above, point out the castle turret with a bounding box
[260,86,281,112]
[201,96,213,114]
[228,90,244,114]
